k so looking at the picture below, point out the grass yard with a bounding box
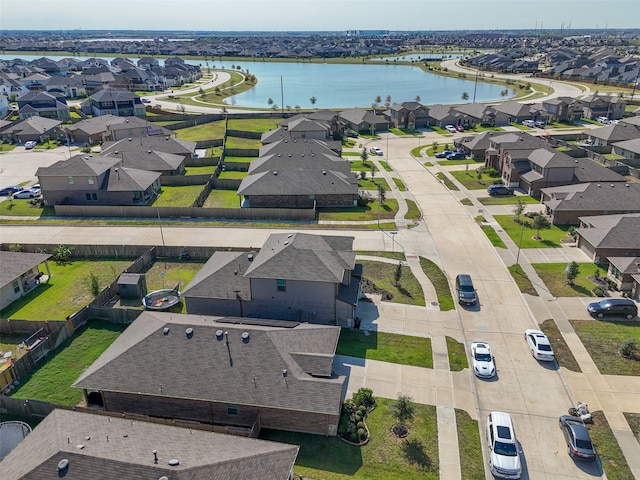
[217,170,247,179]
[570,320,640,376]
[436,173,458,191]
[224,156,256,163]
[0,143,16,152]
[418,257,454,311]
[202,189,241,208]
[493,215,571,248]
[379,161,393,172]
[480,225,507,248]
[262,398,438,480]
[507,265,538,296]
[405,199,421,220]
[317,199,398,222]
[9,321,127,406]
[337,329,433,368]
[184,165,217,176]
[539,319,581,372]
[227,118,284,132]
[389,127,421,136]
[174,121,225,141]
[446,336,468,371]
[355,251,406,261]
[225,136,261,149]
[436,159,481,166]
[424,162,433,167]
[449,170,502,190]
[623,413,640,445]
[358,178,391,191]
[456,409,485,480]
[360,259,425,306]
[350,160,378,172]
[153,185,204,207]
[0,199,56,217]
[140,260,204,293]
[532,263,607,297]
[392,178,406,191]
[0,259,133,320]
[589,411,634,480]
[478,195,540,205]
[460,198,473,206]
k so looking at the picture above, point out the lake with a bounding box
[0,54,510,109]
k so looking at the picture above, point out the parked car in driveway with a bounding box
[559,416,597,461]
[522,120,535,127]
[434,150,453,158]
[12,188,41,199]
[487,411,522,479]
[524,329,554,362]
[471,342,496,378]
[455,125,465,132]
[369,147,383,156]
[24,141,37,149]
[487,185,513,196]
[0,186,23,196]
[445,124,457,133]
[588,298,637,319]
[446,152,465,160]
[534,121,546,128]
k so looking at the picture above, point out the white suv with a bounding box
[487,411,522,479]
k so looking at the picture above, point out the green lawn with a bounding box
[507,265,538,296]
[449,170,502,190]
[225,136,261,149]
[355,251,406,261]
[337,329,433,368]
[589,411,635,480]
[358,178,391,191]
[342,151,361,157]
[318,199,398,222]
[570,320,640,376]
[493,215,571,248]
[350,160,378,172]
[224,156,256,163]
[446,336,468,371]
[0,143,16,152]
[623,413,640,445]
[227,118,284,132]
[436,159,481,166]
[532,263,606,297]
[379,161,393,172]
[392,178,406,191]
[174,121,225,141]
[436,173,458,191]
[405,199,421,220]
[460,198,473,206]
[360,259,425,306]
[184,165,217,176]
[456,409,485,480]
[202,189,241,208]
[153,185,204,207]
[418,257,454,311]
[478,196,539,205]
[9,321,128,406]
[0,199,56,217]
[389,127,421,136]
[0,259,133,320]
[480,225,507,248]
[539,319,581,372]
[218,170,247,179]
[262,398,438,480]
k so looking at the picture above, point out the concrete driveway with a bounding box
[0,147,71,194]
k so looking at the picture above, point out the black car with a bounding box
[487,185,513,196]
[0,185,23,196]
[588,298,637,319]
[455,274,478,306]
[559,416,597,461]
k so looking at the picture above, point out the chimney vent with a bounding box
[163,327,169,335]
[185,328,193,338]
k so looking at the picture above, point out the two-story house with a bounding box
[87,87,146,117]
[388,102,430,129]
[16,90,70,120]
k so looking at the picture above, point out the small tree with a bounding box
[513,198,525,222]
[52,245,74,265]
[8,244,23,252]
[359,170,367,181]
[461,91,469,102]
[532,213,551,239]
[88,271,101,297]
[361,148,369,161]
[431,141,439,152]
[309,96,317,108]
[267,97,274,108]
[415,95,421,103]
[391,393,415,437]
[377,183,386,203]
[394,262,402,286]
[565,261,580,285]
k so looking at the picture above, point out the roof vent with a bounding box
[57,459,69,475]
[168,459,180,467]
[301,153,304,157]
[610,184,614,187]
[626,183,630,187]
[288,154,292,157]
[597,184,601,187]
[287,234,293,238]
[283,241,289,246]
[114,150,118,154]
[216,329,224,339]
[282,369,288,377]
[163,327,169,335]
[185,328,193,338]
[241,332,250,343]
[273,171,278,175]
[322,170,327,175]
[159,477,169,480]
[128,137,132,141]
[76,444,84,449]
[148,150,152,154]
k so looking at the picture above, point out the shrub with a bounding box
[620,338,637,359]
[357,428,366,438]
[592,286,605,297]
[352,387,376,408]
[357,421,364,429]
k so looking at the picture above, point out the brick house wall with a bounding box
[247,194,357,208]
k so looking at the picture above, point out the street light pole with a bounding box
[156,192,167,270]
[514,220,526,273]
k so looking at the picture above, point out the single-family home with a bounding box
[0,116,63,144]
[575,213,640,264]
[605,256,640,300]
[16,90,70,120]
[388,102,430,129]
[87,87,146,117]
[338,107,389,134]
[586,122,640,147]
[611,138,640,167]
[580,94,627,120]
[65,115,173,145]
[101,135,197,160]
[43,74,87,99]
[0,251,52,310]
[1,409,299,480]
[484,132,548,176]
[73,312,346,436]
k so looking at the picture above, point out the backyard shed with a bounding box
[117,273,147,299]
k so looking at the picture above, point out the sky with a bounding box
[1,0,639,32]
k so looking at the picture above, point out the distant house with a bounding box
[541,183,640,224]
[36,154,161,206]
[339,107,389,133]
[605,256,640,300]
[183,232,362,326]
[1,409,299,480]
[492,101,536,125]
[73,312,346,436]
[483,132,548,176]
[43,74,87,99]
[87,87,146,117]
[610,138,640,167]
[575,213,640,264]
[16,90,70,120]
[65,115,173,144]
[586,122,640,147]
[102,150,186,176]
[101,135,197,160]
[388,102,430,129]
[539,97,582,123]
[580,94,627,120]
[0,251,51,310]
[0,116,63,144]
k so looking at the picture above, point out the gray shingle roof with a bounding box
[543,182,640,212]
[0,251,51,287]
[35,154,119,177]
[577,214,640,249]
[104,150,184,173]
[2,409,298,480]
[73,312,344,416]
[259,138,339,157]
[248,152,350,175]
[182,251,254,300]
[102,136,196,157]
[237,168,357,197]
[1,117,62,136]
[90,87,139,102]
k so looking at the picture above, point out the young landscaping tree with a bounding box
[394,262,402,286]
[431,141,439,153]
[267,97,274,108]
[461,91,470,102]
[52,245,74,265]
[359,170,367,181]
[385,94,392,108]
[377,183,386,203]
[391,393,415,437]
[415,95,421,102]
[309,96,317,108]
[532,213,551,239]
[565,261,580,285]
[513,198,525,222]
[620,338,638,359]
[361,147,368,161]
[88,271,101,297]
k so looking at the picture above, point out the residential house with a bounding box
[73,312,346,436]
[0,251,51,310]
[279,116,332,141]
[183,232,362,325]
[0,94,8,117]
[1,409,299,480]
[452,103,508,127]
[541,183,640,224]
[575,213,640,265]
[492,101,536,125]
[0,116,63,144]
[605,256,640,300]
[36,154,161,206]
[43,74,87,98]
[65,115,173,144]
[247,151,351,177]
[16,90,70,120]
[538,96,582,123]
[459,131,501,160]
[259,138,341,158]
[611,138,640,167]
[484,132,548,176]
[260,128,342,153]
[103,150,186,176]
[425,104,463,128]
[101,135,197,160]
[87,87,146,117]
[338,107,389,134]
[580,94,627,120]
[586,122,640,147]
[388,102,430,129]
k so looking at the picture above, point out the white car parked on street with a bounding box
[524,329,555,362]
[369,147,383,156]
[487,411,522,479]
[471,342,496,378]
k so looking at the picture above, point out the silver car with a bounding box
[487,411,522,478]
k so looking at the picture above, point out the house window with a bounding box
[68,176,74,184]
[86,193,97,201]
[12,280,20,293]
[227,404,238,416]
[277,279,286,292]
[88,177,95,185]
